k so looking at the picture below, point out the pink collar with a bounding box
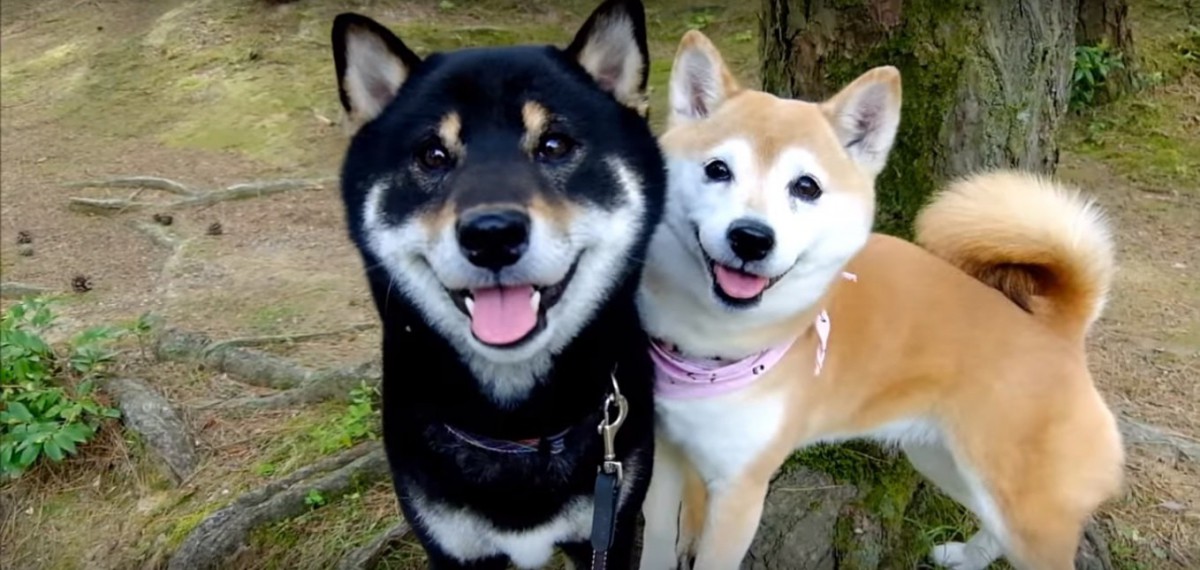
[650,335,798,399]
[650,271,856,400]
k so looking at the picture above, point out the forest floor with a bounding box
[0,0,1196,569]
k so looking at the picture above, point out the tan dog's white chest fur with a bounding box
[657,387,787,487]
[637,30,1124,570]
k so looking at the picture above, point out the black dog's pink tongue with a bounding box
[469,285,537,345]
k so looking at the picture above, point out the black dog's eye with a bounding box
[416,141,454,172]
[535,133,577,162]
[704,160,732,183]
[789,175,823,201]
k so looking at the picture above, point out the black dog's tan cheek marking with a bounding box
[529,194,579,234]
[418,200,456,235]
[439,112,465,157]
[521,101,550,153]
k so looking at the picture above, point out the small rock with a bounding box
[206,221,223,236]
[71,274,93,293]
[16,230,32,244]
[1172,262,1186,269]
[1160,500,1187,512]
[18,244,33,257]
[137,493,171,514]
[153,213,174,226]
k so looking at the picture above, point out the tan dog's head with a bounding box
[639,30,901,353]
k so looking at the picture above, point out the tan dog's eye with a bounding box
[703,159,732,182]
[789,175,822,201]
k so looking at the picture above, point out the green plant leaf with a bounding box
[3,402,34,423]
[60,422,94,443]
[16,441,40,467]
[43,439,64,461]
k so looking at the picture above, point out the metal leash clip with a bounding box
[596,374,628,484]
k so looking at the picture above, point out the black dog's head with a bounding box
[331,0,664,401]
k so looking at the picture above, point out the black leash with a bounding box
[589,374,627,570]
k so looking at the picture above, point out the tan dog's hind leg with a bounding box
[905,441,1096,570]
[1005,516,1088,570]
[903,442,1006,570]
[690,475,770,570]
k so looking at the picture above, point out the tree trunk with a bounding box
[1076,0,1137,95]
[760,0,1078,237]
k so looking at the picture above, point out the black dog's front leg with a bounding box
[397,491,510,570]
[561,498,644,570]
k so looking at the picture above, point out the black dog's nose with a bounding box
[457,208,530,270]
[726,219,775,262]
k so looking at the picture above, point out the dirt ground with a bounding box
[0,0,1196,569]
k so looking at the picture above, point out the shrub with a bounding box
[0,298,125,479]
[1071,40,1126,111]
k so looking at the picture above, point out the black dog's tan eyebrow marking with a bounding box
[521,101,549,152]
[439,112,464,156]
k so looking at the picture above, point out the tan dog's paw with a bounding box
[930,541,991,570]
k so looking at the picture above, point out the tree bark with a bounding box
[760,0,1078,236]
[1076,0,1137,94]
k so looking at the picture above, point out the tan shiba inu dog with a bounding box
[636,30,1125,570]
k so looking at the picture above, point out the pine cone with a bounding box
[71,275,93,293]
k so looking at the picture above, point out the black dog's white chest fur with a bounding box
[329,1,664,567]
[406,453,643,569]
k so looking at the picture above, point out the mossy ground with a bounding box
[1,0,1197,568]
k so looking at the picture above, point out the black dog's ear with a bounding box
[565,0,650,116]
[331,13,422,130]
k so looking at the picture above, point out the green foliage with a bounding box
[310,381,381,455]
[1072,41,1126,111]
[304,489,327,509]
[1,298,125,479]
[685,10,716,30]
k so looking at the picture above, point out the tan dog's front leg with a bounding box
[690,474,771,570]
[640,438,688,570]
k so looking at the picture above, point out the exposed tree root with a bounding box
[1119,415,1200,462]
[155,327,328,390]
[104,377,197,484]
[0,281,53,299]
[67,176,336,214]
[153,326,380,409]
[181,178,335,207]
[64,175,197,196]
[336,521,411,570]
[202,323,375,354]
[1076,520,1116,570]
[210,360,380,411]
[132,220,182,249]
[167,442,390,570]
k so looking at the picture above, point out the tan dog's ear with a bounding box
[565,0,651,114]
[820,66,902,178]
[331,13,422,132]
[667,30,741,128]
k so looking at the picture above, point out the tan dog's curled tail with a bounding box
[915,170,1115,343]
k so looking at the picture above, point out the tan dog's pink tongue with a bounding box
[714,265,769,299]
[470,285,537,345]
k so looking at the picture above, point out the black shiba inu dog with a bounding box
[329,1,664,567]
